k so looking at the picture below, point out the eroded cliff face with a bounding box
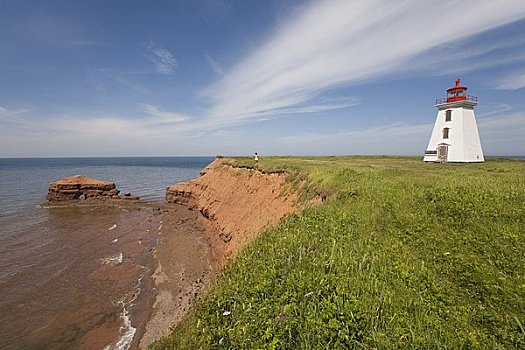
[166,158,301,260]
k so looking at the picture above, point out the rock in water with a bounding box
[47,174,120,202]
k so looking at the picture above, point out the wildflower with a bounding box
[277,314,288,322]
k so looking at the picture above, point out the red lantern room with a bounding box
[435,78,478,105]
[446,78,467,102]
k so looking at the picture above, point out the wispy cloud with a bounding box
[0,105,32,119]
[477,112,525,129]
[66,39,107,47]
[495,71,525,90]
[404,37,525,77]
[281,123,430,145]
[142,104,189,123]
[146,41,177,75]
[202,1,525,127]
[204,52,224,76]
[477,104,513,118]
[477,112,525,155]
[92,68,150,95]
[261,96,360,116]
[279,112,525,156]
[0,104,190,139]
[280,122,431,155]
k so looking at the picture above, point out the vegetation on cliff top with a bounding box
[152,156,525,349]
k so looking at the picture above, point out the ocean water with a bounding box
[0,157,213,349]
[0,157,214,216]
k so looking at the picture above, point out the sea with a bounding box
[0,157,214,350]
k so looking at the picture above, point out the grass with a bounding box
[151,156,525,349]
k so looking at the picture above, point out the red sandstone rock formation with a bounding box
[166,158,301,261]
[47,174,121,202]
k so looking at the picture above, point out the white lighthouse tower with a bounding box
[423,79,484,163]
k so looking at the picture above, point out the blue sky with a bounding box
[1,0,525,157]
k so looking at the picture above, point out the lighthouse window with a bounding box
[445,110,452,122]
[443,127,450,139]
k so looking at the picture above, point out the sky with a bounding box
[1,0,525,157]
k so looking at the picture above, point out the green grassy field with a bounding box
[151,156,525,349]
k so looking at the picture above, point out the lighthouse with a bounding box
[423,79,484,163]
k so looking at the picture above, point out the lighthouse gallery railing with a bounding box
[435,95,478,105]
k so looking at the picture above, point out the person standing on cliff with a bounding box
[254,152,259,163]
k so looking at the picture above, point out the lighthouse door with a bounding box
[437,145,448,162]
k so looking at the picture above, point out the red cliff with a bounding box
[166,158,301,260]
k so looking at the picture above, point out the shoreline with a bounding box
[136,201,223,348]
[34,199,219,350]
[0,200,161,349]
[139,157,301,347]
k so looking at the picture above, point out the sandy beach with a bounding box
[138,203,222,348]
[74,200,223,350]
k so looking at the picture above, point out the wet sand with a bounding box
[138,204,222,348]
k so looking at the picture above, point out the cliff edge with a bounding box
[166,158,301,260]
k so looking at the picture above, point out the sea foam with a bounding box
[103,301,137,350]
[100,253,123,266]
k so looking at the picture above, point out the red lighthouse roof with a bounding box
[435,78,478,105]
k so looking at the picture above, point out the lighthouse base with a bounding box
[423,158,485,163]
[423,154,485,163]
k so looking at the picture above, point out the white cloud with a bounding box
[476,104,513,118]
[146,41,177,75]
[477,112,525,129]
[495,71,525,90]
[142,104,189,123]
[0,104,191,140]
[204,52,224,76]
[263,96,361,116]
[280,122,431,155]
[57,116,154,138]
[0,110,202,157]
[404,37,525,77]
[202,0,525,127]
[0,106,32,120]
[477,112,525,155]
[93,69,150,95]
